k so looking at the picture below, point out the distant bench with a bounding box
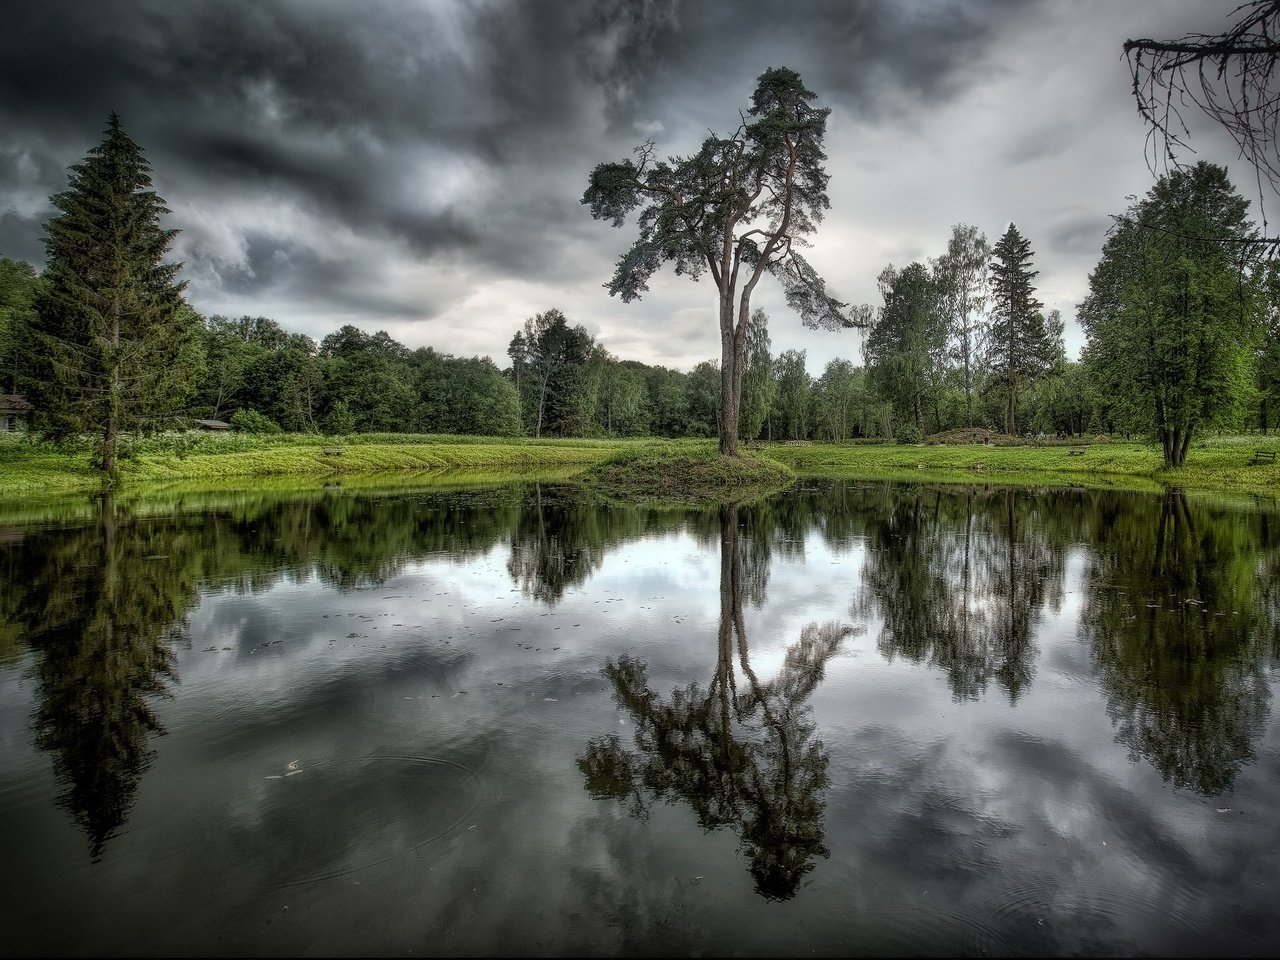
[1249,449,1277,465]
[323,447,344,456]
[1068,448,1086,456]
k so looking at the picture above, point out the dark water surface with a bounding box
[2,478,1278,957]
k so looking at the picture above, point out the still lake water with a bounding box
[1,477,1278,957]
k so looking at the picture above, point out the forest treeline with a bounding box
[0,117,1277,461]
[5,230,1276,446]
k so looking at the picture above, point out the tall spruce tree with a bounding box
[986,223,1050,435]
[23,114,197,475]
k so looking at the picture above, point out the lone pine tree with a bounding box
[583,67,853,457]
[24,114,197,476]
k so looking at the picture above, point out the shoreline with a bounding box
[1,434,1276,506]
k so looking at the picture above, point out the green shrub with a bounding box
[894,423,922,445]
[230,409,282,434]
[322,400,356,436]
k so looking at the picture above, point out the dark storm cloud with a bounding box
[0,0,1038,319]
[210,231,438,319]
[0,212,43,265]
[1047,214,1112,257]
[602,0,1038,135]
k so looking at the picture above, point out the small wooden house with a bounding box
[0,394,33,433]
[194,419,231,431]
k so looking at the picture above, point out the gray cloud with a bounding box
[0,0,1254,370]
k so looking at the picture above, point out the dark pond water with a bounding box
[1,478,1279,957]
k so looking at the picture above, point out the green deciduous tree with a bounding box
[739,307,776,441]
[932,224,989,426]
[812,358,867,441]
[864,262,945,434]
[596,359,650,437]
[1258,260,1280,431]
[412,349,521,436]
[319,325,414,433]
[195,314,294,420]
[771,348,811,440]
[508,308,598,438]
[583,67,852,456]
[686,359,722,437]
[22,115,200,474]
[1079,162,1260,466]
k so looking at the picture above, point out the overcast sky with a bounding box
[0,0,1258,374]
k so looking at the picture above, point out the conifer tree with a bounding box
[23,114,198,475]
[986,223,1051,435]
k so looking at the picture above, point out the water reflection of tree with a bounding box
[854,486,1065,702]
[11,494,195,858]
[578,503,852,901]
[220,487,524,591]
[1081,489,1278,795]
[506,485,690,605]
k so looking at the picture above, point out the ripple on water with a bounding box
[956,870,1205,955]
[864,902,1022,957]
[265,755,483,888]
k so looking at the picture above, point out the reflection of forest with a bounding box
[1079,489,1280,795]
[578,503,853,901]
[851,485,1067,702]
[3,480,1278,857]
[1,483,692,857]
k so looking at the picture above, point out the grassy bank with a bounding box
[0,432,635,498]
[765,435,1280,497]
[1,431,1276,503]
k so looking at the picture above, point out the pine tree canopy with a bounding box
[986,223,1053,433]
[24,114,198,473]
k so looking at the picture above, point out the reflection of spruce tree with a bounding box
[14,495,194,859]
[980,490,1063,700]
[1081,490,1275,795]
[577,503,852,901]
[855,486,1064,701]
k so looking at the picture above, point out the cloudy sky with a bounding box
[0,0,1258,374]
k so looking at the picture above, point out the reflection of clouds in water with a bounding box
[816,721,1275,956]
[6,481,1280,954]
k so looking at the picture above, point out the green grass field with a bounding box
[765,435,1280,496]
[0,431,1276,503]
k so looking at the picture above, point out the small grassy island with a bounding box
[582,446,796,505]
